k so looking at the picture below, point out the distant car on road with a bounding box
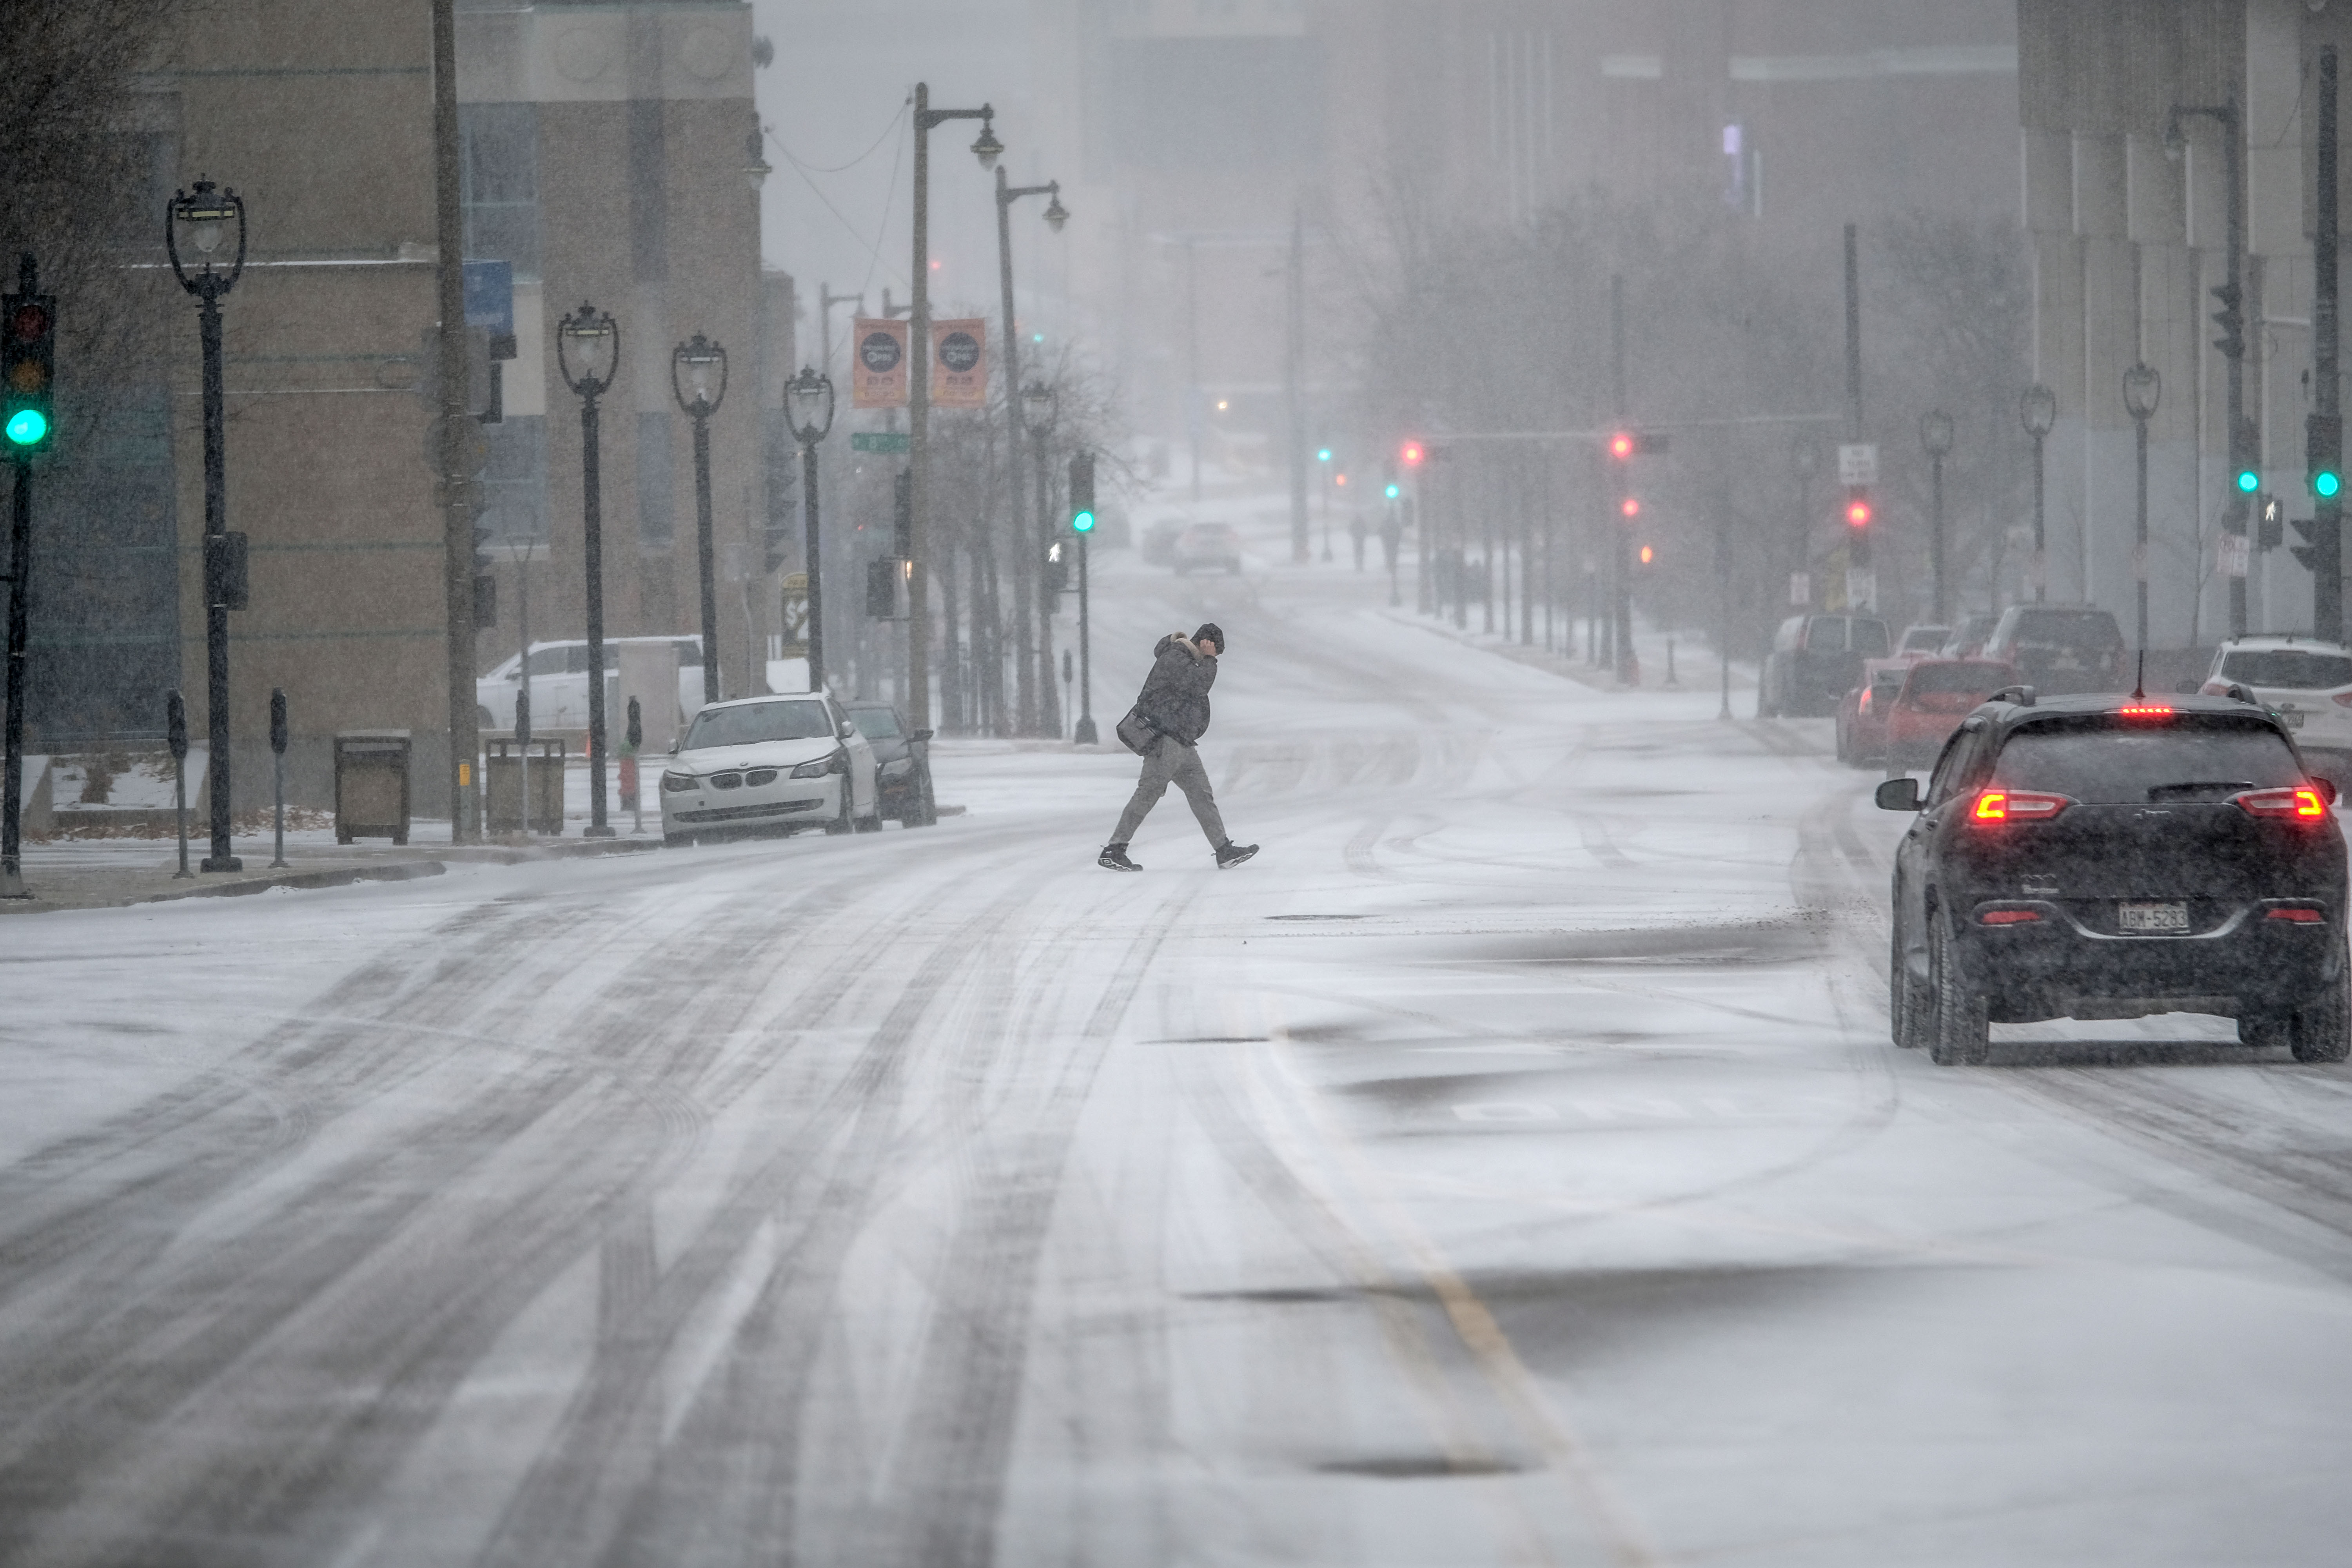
[1836,660,1912,766]
[1761,613,1892,717]
[1172,522,1243,575]
[1879,688,2348,1065]
[1940,612,1999,658]
[1896,624,1951,656]
[1879,659,2014,768]
[2199,637,2352,794]
[1979,604,2125,695]
[659,692,879,846]
[1140,518,1187,566]
[478,636,706,735]
[844,702,938,826]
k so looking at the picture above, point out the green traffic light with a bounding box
[1385,483,1400,499]
[1316,448,1332,463]
[4,408,45,447]
[1072,510,1095,533]
[2319,471,2344,500]
[2237,468,2261,494]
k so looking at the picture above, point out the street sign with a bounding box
[1837,443,1878,485]
[2219,531,2251,579]
[851,431,910,453]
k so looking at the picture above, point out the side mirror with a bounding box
[1874,776,1922,812]
[666,739,679,755]
[911,729,934,742]
[838,720,855,739]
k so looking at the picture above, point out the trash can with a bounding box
[485,738,564,835]
[334,730,411,845]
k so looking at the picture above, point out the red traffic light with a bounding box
[1401,440,1425,467]
[1619,497,1640,518]
[1846,497,1873,528]
[7,303,49,342]
[1608,431,1635,461]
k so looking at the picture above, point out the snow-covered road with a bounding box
[6,534,2352,1566]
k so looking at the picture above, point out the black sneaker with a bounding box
[1098,844,1142,871]
[1214,841,1259,869]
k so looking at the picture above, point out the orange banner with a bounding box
[931,318,987,408]
[851,317,908,408]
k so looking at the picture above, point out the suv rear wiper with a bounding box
[2145,780,2256,801]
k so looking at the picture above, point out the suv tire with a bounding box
[2290,970,2352,1063]
[1890,916,1932,1049]
[1929,908,1991,1066]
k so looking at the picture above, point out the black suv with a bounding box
[1978,604,2125,695]
[844,702,937,826]
[1878,688,2348,1064]
[1761,613,1892,717]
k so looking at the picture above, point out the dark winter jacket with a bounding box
[1136,634,1218,745]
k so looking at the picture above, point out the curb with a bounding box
[137,860,449,905]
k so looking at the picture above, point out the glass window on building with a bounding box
[459,102,541,279]
[637,412,674,551]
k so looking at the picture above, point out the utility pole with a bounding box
[1843,223,1872,615]
[431,0,477,842]
[1287,206,1308,563]
[1610,273,1633,681]
[818,283,861,379]
[907,83,996,733]
[2314,48,2344,641]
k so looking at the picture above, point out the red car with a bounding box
[1836,659,1915,766]
[1880,658,2014,767]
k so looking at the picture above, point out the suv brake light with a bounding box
[1970,789,2070,824]
[2234,786,2329,820]
[2118,703,2174,719]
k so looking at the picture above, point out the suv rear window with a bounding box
[1990,715,2303,803]
[2220,649,2352,690]
[2005,610,2123,649]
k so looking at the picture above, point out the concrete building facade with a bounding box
[2018,0,2352,644]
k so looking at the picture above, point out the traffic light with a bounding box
[2237,465,2262,495]
[1845,495,1873,528]
[1068,450,1095,533]
[3,281,57,454]
[1608,430,1635,461]
[1638,544,1655,566]
[2211,280,2245,360]
[892,468,912,557]
[473,525,497,628]
[2311,413,2343,500]
[1385,482,1400,500]
[1401,439,1425,467]
[1044,539,1069,593]
[1316,447,1332,463]
[2260,495,2285,551]
[1620,497,1640,518]
[2291,511,2338,574]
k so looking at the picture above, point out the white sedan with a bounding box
[659,693,881,845]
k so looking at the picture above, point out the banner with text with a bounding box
[931,318,987,407]
[851,317,908,408]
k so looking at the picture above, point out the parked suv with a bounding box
[1978,605,2125,695]
[1879,688,2348,1065]
[2200,636,2352,793]
[844,702,938,826]
[1761,613,1892,717]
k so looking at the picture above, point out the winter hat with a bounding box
[1194,622,1225,651]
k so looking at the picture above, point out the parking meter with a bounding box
[269,689,288,755]
[267,688,289,867]
[166,690,187,760]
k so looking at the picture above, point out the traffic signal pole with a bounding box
[2,456,31,898]
[2314,48,2343,642]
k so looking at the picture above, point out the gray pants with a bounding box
[1111,734,1225,848]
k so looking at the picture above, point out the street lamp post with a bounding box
[785,365,836,692]
[2020,384,2056,604]
[994,166,1067,735]
[1023,381,1061,735]
[167,179,248,873]
[1920,410,1955,624]
[671,334,728,706]
[2124,361,2161,650]
[907,83,999,734]
[2167,101,2248,635]
[556,303,619,838]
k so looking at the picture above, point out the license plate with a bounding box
[2283,710,2306,729]
[2119,901,2190,934]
